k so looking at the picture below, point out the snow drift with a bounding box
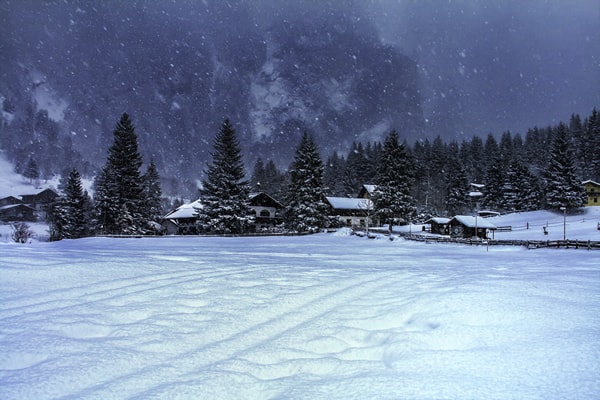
[1,232,598,399]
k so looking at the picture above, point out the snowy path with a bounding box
[1,235,599,399]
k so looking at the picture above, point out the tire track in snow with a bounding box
[0,267,248,320]
[66,269,403,399]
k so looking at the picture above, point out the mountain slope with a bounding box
[0,1,423,196]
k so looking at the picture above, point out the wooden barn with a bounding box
[19,188,58,220]
[425,217,451,235]
[20,188,58,210]
[449,215,496,239]
[0,203,36,222]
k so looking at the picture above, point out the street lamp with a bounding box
[560,206,566,240]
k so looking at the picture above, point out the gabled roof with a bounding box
[249,192,283,209]
[582,180,600,186]
[325,196,373,210]
[0,195,22,203]
[163,200,202,220]
[0,203,36,212]
[357,184,377,198]
[362,184,377,194]
[425,217,451,224]
[20,188,58,198]
[450,215,496,229]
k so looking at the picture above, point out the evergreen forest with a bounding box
[8,108,600,239]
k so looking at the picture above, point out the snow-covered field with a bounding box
[1,230,599,399]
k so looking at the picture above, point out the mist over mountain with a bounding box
[1,0,598,196]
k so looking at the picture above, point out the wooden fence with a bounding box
[396,232,600,250]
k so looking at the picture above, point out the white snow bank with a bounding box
[1,234,598,399]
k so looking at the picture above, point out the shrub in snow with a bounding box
[11,222,34,244]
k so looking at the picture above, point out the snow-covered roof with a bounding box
[451,215,496,229]
[326,197,373,210]
[469,191,483,197]
[163,200,202,220]
[582,180,600,186]
[0,203,35,212]
[249,192,283,208]
[477,210,500,217]
[425,217,451,224]
[362,184,377,194]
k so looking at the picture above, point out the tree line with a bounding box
[48,113,163,240]
[253,109,599,220]
[46,108,599,239]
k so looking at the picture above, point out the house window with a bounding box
[260,210,271,217]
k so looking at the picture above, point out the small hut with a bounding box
[449,215,496,239]
[424,217,451,235]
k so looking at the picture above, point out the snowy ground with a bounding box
[1,231,599,399]
[394,207,600,243]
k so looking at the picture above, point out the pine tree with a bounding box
[582,109,600,181]
[143,159,163,224]
[373,130,416,227]
[344,142,370,196]
[484,133,500,169]
[508,160,541,211]
[445,152,470,215]
[324,152,346,197]
[116,204,136,235]
[93,166,119,234]
[482,157,505,211]
[196,119,253,234]
[285,132,328,233]
[23,157,39,183]
[94,113,145,234]
[263,159,286,201]
[250,158,266,192]
[544,123,586,209]
[50,168,88,240]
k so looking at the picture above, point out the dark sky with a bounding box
[364,0,600,136]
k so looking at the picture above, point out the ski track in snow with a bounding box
[1,235,599,399]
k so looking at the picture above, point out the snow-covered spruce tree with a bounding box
[544,123,586,209]
[284,132,328,233]
[50,168,88,240]
[143,159,163,225]
[92,165,118,234]
[373,130,416,227]
[582,109,600,181]
[324,151,347,197]
[94,113,145,234]
[195,119,253,234]
[250,158,266,192]
[23,157,40,184]
[445,152,470,215]
[501,160,541,212]
[481,157,505,211]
